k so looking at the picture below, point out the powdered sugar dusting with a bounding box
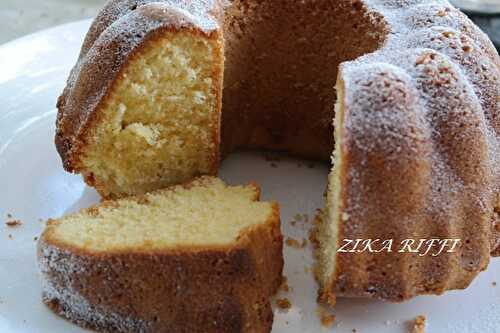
[80,0,222,56]
[342,0,499,203]
[39,241,151,332]
[331,0,499,299]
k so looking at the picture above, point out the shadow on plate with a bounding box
[64,186,100,215]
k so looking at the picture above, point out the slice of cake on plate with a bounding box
[38,177,283,333]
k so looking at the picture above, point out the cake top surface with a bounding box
[42,177,275,253]
[79,0,222,57]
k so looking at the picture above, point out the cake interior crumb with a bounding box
[78,31,222,198]
[47,179,274,251]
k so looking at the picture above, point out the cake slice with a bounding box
[317,57,496,303]
[38,177,283,333]
[56,4,225,198]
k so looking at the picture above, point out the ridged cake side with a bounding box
[38,178,283,333]
[319,0,500,303]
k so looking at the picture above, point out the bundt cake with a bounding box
[38,177,283,333]
[55,0,500,303]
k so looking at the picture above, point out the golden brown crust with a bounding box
[38,184,283,333]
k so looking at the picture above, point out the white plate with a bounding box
[450,0,500,14]
[0,20,499,333]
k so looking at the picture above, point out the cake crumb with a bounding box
[276,298,292,310]
[280,276,290,292]
[410,315,426,333]
[309,229,318,248]
[309,212,323,248]
[286,237,302,248]
[286,237,307,249]
[317,307,336,328]
[321,314,336,328]
[5,220,22,227]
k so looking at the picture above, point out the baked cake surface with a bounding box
[38,176,283,333]
[55,0,500,303]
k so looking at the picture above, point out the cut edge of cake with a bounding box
[316,76,347,306]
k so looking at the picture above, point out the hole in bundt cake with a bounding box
[221,0,385,158]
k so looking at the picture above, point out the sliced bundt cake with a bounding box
[55,0,500,303]
[38,177,283,333]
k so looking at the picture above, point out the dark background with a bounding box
[466,12,500,51]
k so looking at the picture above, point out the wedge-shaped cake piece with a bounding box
[38,177,283,333]
[317,59,497,304]
[56,4,225,198]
